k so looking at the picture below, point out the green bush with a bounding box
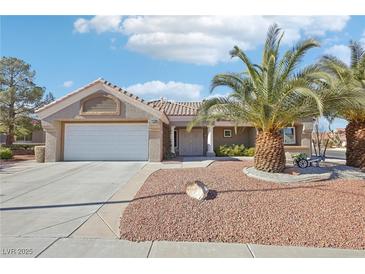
[0,147,13,160]
[244,147,255,156]
[1,144,36,152]
[9,144,36,151]
[292,153,307,160]
[215,144,255,157]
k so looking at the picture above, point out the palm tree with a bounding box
[189,24,329,173]
[320,41,365,168]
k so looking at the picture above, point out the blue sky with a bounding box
[2,15,365,129]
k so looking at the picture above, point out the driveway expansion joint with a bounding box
[246,244,255,258]
[146,241,154,258]
[34,237,61,258]
[96,212,119,238]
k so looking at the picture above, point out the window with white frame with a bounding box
[223,129,232,138]
[281,127,296,144]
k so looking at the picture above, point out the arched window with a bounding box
[80,94,120,115]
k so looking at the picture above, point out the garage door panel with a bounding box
[64,123,148,161]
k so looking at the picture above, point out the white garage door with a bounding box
[64,123,148,161]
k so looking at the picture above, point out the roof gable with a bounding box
[36,78,169,124]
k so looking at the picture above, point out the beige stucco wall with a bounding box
[148,120,163,162]
[212,125,304,149]
[31,130,45,143]
[42,120,62,162]
[43,91,154,123]
[281,123,312,155]
[284,146,311,156]
[213,126,256,149]
[170,122,313,158]
[41,90,163,162]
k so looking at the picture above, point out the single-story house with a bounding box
[36,78,314,162]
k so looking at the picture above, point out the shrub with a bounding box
[292,153,308,161]
[1,144,35,155]
[215,144,244,156]
[244,147,255,156]
[215,144,255,157]
[0,147,13,160]
[1,144,36,151]
[9,144,36,151]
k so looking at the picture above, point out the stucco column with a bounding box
[41,121,62,162]
[148,119,163,162]
[207,125,215,156]
[170,125,175,154]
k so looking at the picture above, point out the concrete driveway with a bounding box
[0,161,145,256]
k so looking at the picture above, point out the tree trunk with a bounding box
[346,120,365,168]
[5,124,15,146]
[254,131,286,173]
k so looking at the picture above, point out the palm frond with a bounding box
[278,39,320,83]
[349,40,365,69]
[191,24,331,133]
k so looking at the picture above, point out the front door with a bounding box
[178,129,204,156]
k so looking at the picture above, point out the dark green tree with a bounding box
[0,57,54,145]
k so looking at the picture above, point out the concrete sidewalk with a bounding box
[1,236,364,258]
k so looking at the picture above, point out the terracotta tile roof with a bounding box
[36,78,165,114]
[147,100,202,116]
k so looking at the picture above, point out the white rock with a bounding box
[185,180,209,201]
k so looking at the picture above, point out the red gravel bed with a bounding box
[120,161,365,249]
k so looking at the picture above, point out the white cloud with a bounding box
[324,44,351,65]
[122,16,349,65]
[125,81,203,101]
[74,16,122,33]
[73,15,350,65]
[63,80,74,88]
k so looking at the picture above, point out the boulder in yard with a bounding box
[185,180,209,201]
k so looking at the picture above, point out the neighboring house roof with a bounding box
[148,99,202,116]
[336,128,346,133]
[35,78,169,124]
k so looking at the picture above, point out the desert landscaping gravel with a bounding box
[120,161,365,249]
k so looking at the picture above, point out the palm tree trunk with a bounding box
[346,120,365,168]
[254,131,286,173]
